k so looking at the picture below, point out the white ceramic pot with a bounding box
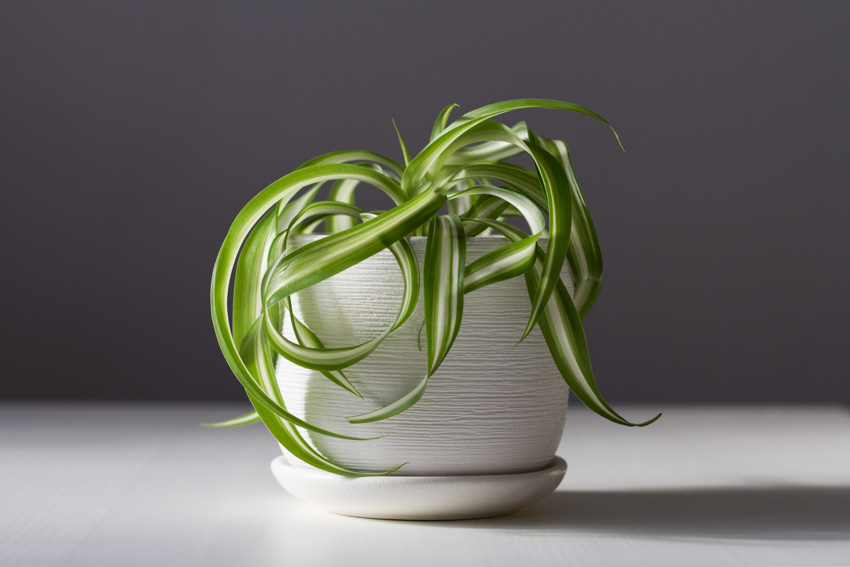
[276,235,572,476]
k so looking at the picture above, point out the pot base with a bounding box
[270,455,567,520]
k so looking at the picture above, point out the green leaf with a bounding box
[201,410,260,428]
[447,121,529,164]
[403,98,621,195]
[347,200,544,423]
[461,196,509,236]
[447,162,547,237]
[409,119,577,341]
[449,185,544,292]
[392,119,411,166]
[229,207,369,441]
[263,234,421,371]
[212,98,646,476]
[321,163,392,234]
[450,99,621,149]
[424,214,466,376]
[425,119,575,342]
[296,216,327,235]
[430,103,459,142]
[543,137,604,319]
[448,162,547,210]
[277,183,323,233]
[463,235,539,295]
[262,187,443,308]
[246,282,398,476]
[278,200,365,254]
[347,214,466,424]
[250,393,403,477]
[326,178,359,233]
[297,150,404,179]
[347,375,430,424]
[446,179,473,217]
[211,164,422,433]
[242,320,401,476]
[285,297,362,398]
[520,130,573,340]
[239,319,375,440]
[449,184,545,235]
[233,211,276,350]
[468,218,659,427]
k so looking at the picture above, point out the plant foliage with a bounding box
[210,99,659,476]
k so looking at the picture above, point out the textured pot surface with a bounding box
[276,236,572,475]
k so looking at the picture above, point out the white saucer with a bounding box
[270,456,567,520]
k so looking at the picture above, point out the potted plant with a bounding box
[209,99,659,519]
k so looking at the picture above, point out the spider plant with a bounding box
[210,98,660,476]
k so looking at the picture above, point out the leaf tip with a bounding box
[519,319,536,343]
[611,127,625,153]
[363,433,387,440]
[381,462,408,475]
[340,378,364,399]
[635,412,662,427]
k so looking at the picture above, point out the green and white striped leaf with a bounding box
[242,319,400,475]
[211,164,424,432]
[519,130,573,340]
[228,208,364,438]
[211,98,654,476]
[262,187,443,308]
[413,118,576,341]
[461,196,510,236]
[348,193,543,423]
[446,180,473,217]
[261,198,422,375]
[347,375,430,424]
[250,393,403,477]
[430,119,574,341]
[285,297,362,398]
[447,163,547,210]
[403,98,621,194]
[526,255,658,427]
[319,163,391,234]
[201,410,260,428]
[278,200,365,254]
[263,233,420,372]
[449,185,545,235]
[268,200,378,393]
[463,236,540,295]
[326,178,359,233]
[392,120,412,166]
[298,150,404,179]
[297,216,327,235]
[468,218,659,427]
[430,103,459,142]
[276,183,323,233]
[233,211,276,349]
[447,184,545,294]
[424,214,466,375]
[238,319,375,440]
[347,214,466,424]
[543,137,604,319]
[447,121,529,164]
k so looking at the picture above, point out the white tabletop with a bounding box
[2,403,849,567]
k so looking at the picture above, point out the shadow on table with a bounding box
[452,486,850,540]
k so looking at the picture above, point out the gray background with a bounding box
[1,1,848,403]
